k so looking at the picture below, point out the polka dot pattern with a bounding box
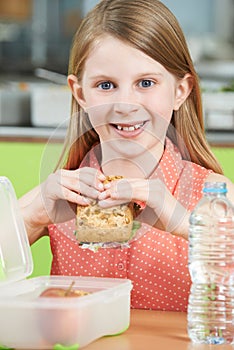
[48,138,212,311]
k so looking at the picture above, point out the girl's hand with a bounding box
[41,167,106,221]
[19,167,106,243]
[98,177,190,240]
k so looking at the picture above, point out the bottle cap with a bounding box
[203,182,227,194]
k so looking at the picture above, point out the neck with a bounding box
[101,142,165,178]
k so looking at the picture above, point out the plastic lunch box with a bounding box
[0,177,132,349]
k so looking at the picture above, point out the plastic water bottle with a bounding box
[187,182,234,344]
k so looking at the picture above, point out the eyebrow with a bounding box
[88,72,163,80]
[88,75,112,81]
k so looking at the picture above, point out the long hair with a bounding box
[58,0,222,174]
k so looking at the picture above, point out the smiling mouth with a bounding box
[112,121,146,132]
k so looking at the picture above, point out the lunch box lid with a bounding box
[0,177,33,285]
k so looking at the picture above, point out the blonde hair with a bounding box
[59,0,223,174]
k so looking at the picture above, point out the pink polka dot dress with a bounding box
[48,138,212,311]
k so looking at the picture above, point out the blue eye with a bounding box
[139,80,154,88]
[97,81,114,90]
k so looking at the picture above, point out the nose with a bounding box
[113,102,140,116]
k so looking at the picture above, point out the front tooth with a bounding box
[117,123,143,131]
[126,126,135,131]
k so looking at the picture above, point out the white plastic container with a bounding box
[0,177,132,349]
[0,86,31,126]
[30,84,71,127]
[202,91,234,130]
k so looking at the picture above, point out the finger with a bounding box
[61,168,105,191]
[98,198,127,208]
[42,176,92,205]
[77,168,106,190]
[59,173,102,198]
[102,179,138,201]
[60,187,92,205]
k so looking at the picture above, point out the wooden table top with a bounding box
[84,309,233,350]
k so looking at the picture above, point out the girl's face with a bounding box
[68,35,192,161]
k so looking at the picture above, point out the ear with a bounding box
[173,73,193,111]
[67,74,87,110]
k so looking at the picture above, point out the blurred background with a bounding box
[0,0,234,133]
[0,0,234,74]
[0,0,234,73]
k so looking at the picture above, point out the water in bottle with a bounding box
[187,182,234,344]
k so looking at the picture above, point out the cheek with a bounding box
[87,104,112,130]
[81,89,95,107]
[163,85,176,114]
[150,94,174,123]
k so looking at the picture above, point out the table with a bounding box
[84,309,234,350]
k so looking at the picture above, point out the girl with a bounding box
[20,0,234,311]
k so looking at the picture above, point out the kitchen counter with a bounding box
[206,131,234,147]
[0,126,66,143]
[0,126,233,147]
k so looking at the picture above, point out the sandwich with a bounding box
[75,175,135,243]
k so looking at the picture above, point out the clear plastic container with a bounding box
[0,176,33,283]
[0,177,132,349]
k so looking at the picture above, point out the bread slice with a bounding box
[75,176,133,243]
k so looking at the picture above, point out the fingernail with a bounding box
[98,183,104,190]
[98,173,106,180]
